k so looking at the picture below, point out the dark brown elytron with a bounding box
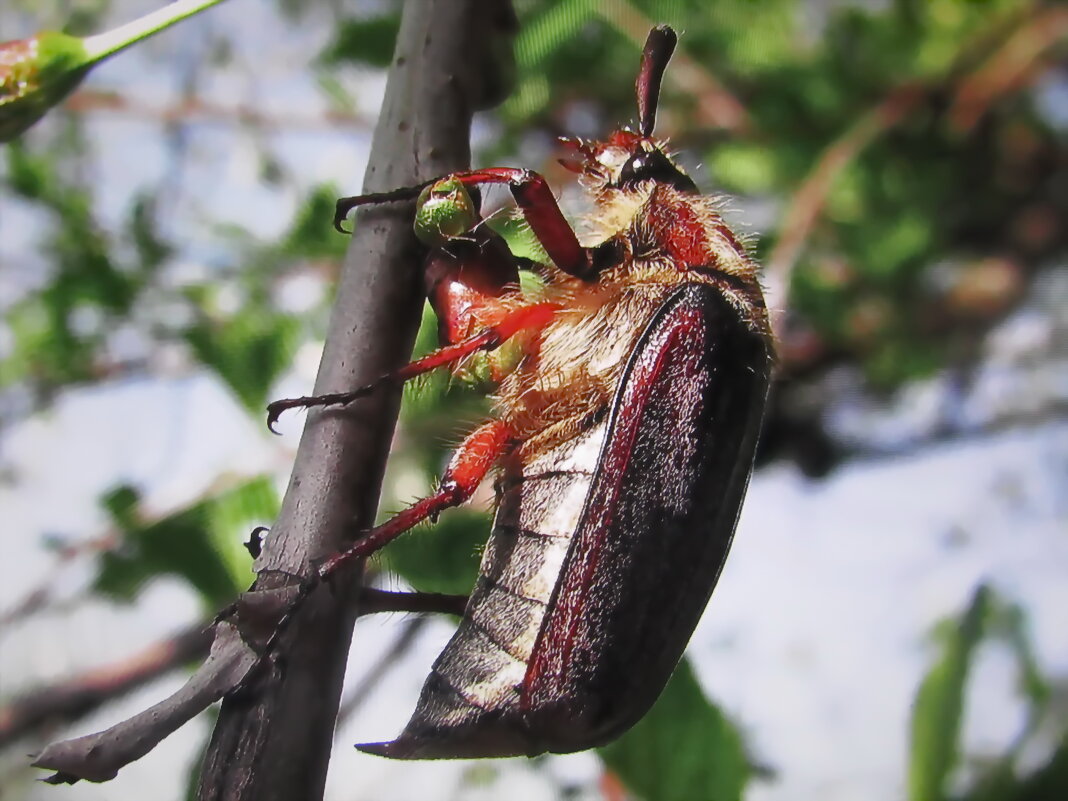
[272,25,773,758]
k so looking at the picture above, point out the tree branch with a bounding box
[3,589,462,750]
[0,624,211,749]
[193,2,515,799]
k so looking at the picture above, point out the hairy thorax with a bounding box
[496,183,769,462]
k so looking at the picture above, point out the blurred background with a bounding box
[1,0,1065,800]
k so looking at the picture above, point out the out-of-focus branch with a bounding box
[336,615,429,727]
[763,82,928,336]
[949,5,1068,132]
[764,5,1063,339]
[0,624,211,749]
[62,89,376,130]
[0,535,115,635]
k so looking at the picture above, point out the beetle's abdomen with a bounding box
[357,283,771,761]
[356,421,609,759]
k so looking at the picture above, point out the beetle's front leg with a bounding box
[317,418,513,580]
[451,168,619,280]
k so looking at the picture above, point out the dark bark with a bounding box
[194,2,516,800]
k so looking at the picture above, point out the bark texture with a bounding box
[195,2,516,799]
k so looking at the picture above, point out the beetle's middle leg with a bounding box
[266,300,558,431]
[317,417,513,580]
[267,209,559,431]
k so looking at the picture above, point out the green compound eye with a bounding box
[414,177,479,248]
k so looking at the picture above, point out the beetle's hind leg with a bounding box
[317,418,513,580]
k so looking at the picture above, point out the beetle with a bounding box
[269,25,773,759]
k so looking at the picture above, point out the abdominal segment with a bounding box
[355,422,607,759]
[356,283,770,760]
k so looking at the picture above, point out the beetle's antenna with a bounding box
[636,25,677,137]
[333,179,440,233]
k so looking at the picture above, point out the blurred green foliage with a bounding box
[95,478,277,610]
[909,585,1060,801]
[2,142,164,389]
[600,658,750,801]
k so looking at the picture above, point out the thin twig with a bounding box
[62,90,376,130]
[0,624,212,748]
[0,534,117,636]
[763,4,1061,339]
[336,616,429,727]
[763,82,928,336]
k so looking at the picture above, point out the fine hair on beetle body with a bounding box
[270,24,773,760]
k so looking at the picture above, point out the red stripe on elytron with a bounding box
[520,305,706,704]
[647,198,711,270]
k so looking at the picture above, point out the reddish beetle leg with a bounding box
[265,296,560,432]
[448,169,617,280]
[271,166,599,579]
[318,419,513,580]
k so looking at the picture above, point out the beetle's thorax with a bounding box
[587,183,758,282]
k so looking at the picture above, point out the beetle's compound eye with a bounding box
[617,147,697,192]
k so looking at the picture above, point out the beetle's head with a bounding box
[557,25,696,194]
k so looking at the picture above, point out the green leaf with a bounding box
[988,600,1051,717]
[94,477,278,608]
[599,658,750,801]
[908,584,991,801]
[380,507,490,596]
[185,309,300,414]
[709,142,779,194]
[319,15,402,68]
[280,184,348,261]
[487,213,552,267]
[128,193,172,272]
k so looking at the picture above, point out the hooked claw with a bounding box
[265,400,293,435]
